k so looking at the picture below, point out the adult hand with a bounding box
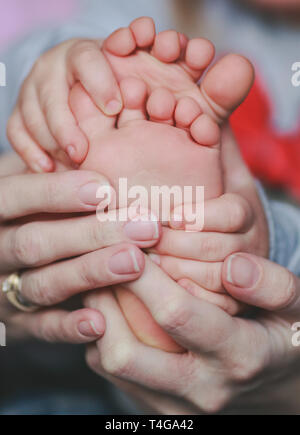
[0,163,160,344]
[148,125,269,311]
[86,255,300,414]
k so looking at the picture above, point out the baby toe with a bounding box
[152,30,181,63]
[175,96,202,129]
[190,114,221,148]
[186,38,215,70]
[130,17,156,48]
[147,88,176,125]
[104,27,136,56]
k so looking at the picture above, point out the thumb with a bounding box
[222,253,299,315]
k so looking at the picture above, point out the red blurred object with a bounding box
[230,72,300,199]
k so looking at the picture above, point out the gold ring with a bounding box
[2,273,39,313]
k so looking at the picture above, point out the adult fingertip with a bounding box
[78,320,104,338]
[223,254,261,294]
[108,246,145,276]
[77,310,105,339]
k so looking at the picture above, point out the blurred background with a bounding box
[0,0,78,50]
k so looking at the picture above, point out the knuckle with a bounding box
[198,391,230,414]
[230,353,264,383]
[40,323,58,343]
[13,224,43,267]
[204,264,223,292]
[78,255,109,289]
[29,273,56,307]
[32,56,46,75]
[154,297,190,334]
[71,40,99,67]
[200,236,222,260]
[101,342,135,377]
[86,219,106,249]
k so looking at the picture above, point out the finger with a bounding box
[69,40,122,115]
[19,84,58,152]
[13,308,105,344]
[150,227,243,262]
[0,213,160,272]
[38,79,89,164]
[170,193,253,233]
[0,153,26,178]
[0,170,111,221]
[149,254,224,293]
[223,253,300,316]
[86,344,193,414]
[85,289,186,393]
[7,107,54,173]
[123,257,235,352]
[20,244,145,307]
[178,278,243,316]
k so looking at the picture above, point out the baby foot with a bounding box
[103,17,254,125]
[72,78,223,216]
[70,77,223,353]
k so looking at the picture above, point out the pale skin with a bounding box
[0,153,163,343]
[65,18,266,352]
[85,126,300,414]
[1,4,298,412]
[6,18,268,349]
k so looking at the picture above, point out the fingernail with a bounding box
[78,320,102,337]
[67,145,77,160]
[105,99,122,115]
[109,249,142,275]
[227,255,260,288]
[149,253,161,266]
[124,221,159,241]
[78,182,110,206]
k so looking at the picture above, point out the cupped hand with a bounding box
[0,159,160,344]
[7,38,123,171]
[85,255,300,414]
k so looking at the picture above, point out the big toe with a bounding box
[201,54,255,123]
